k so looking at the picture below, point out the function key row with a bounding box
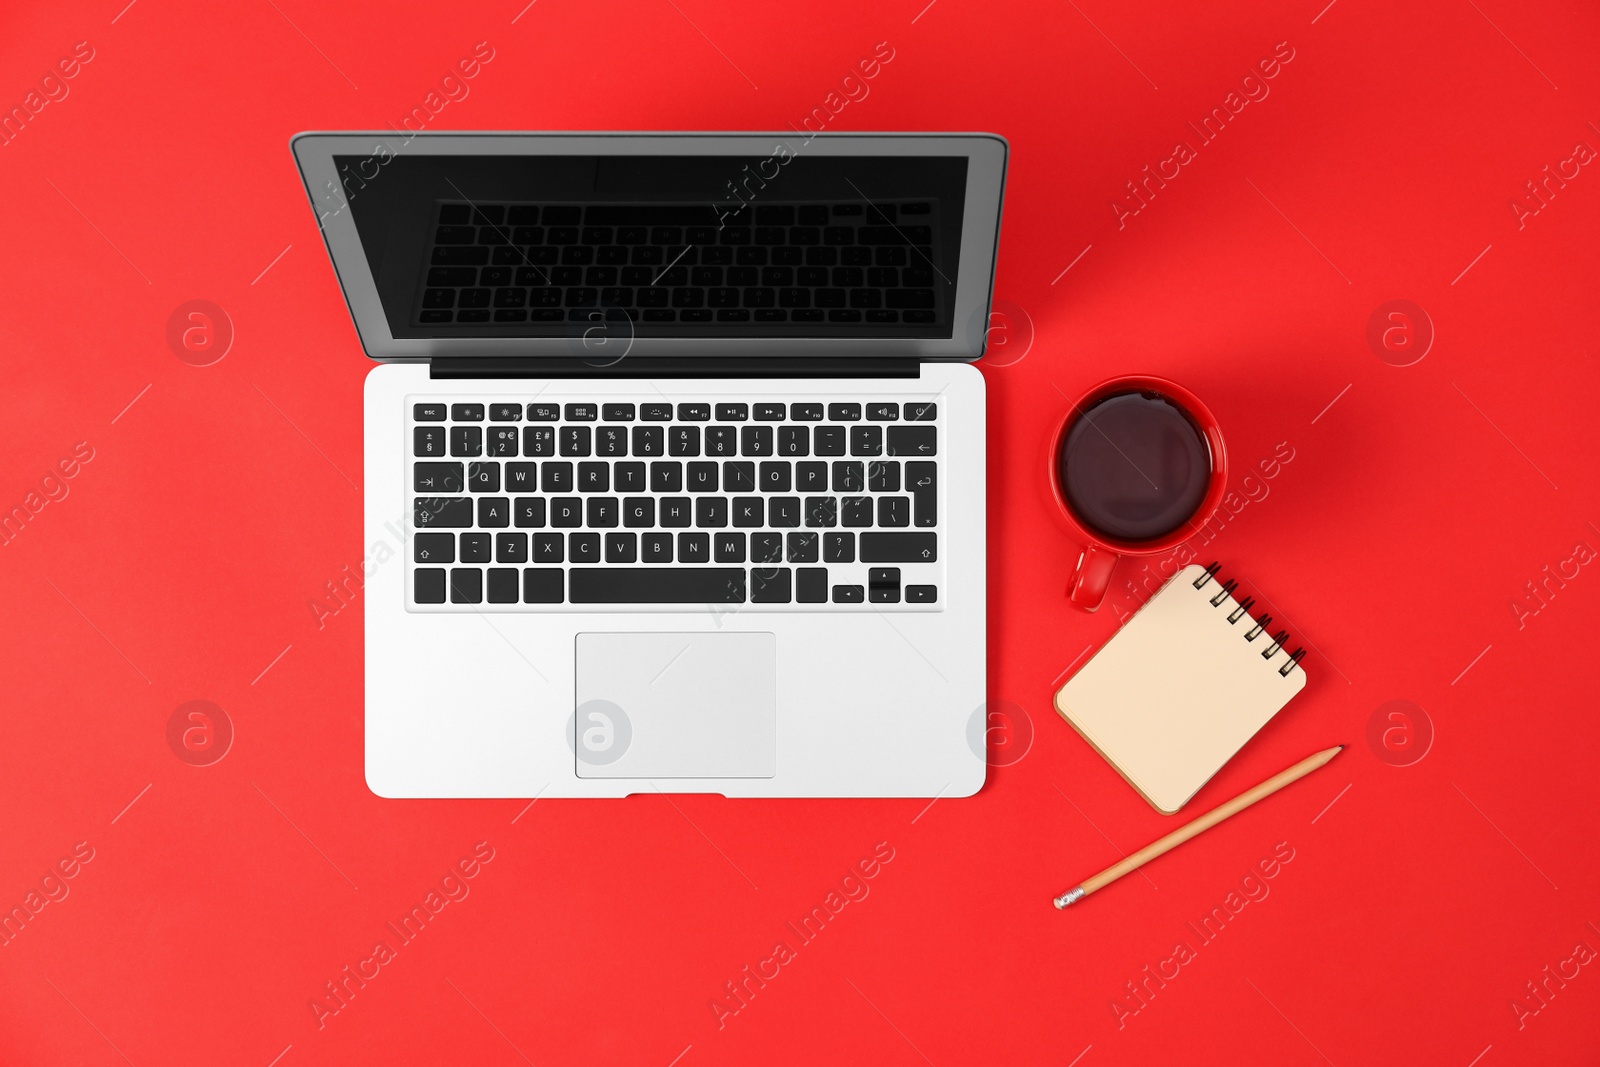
[414,401,937,424]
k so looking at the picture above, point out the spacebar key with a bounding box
[569,568,747,603]
[859,532,938,562]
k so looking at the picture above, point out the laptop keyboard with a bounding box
[409,396,944,610]
[415,200,941,327]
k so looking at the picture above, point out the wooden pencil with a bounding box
[1053,746,1343,909]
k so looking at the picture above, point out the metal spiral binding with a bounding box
[1194,561,1306,677]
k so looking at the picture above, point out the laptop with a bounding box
[290,132,1005,798]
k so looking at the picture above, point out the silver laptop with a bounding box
[291,132,1005,798]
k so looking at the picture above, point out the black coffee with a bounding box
[1060,391,1212,543]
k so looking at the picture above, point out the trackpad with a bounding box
[574,632,776,779]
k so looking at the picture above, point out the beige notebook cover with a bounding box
[1054,563,1307,814]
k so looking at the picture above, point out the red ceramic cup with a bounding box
[1048,375,1228,612]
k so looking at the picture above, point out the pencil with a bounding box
[1053,746,1343,909]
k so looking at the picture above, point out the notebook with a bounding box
[1054,562,1307,814]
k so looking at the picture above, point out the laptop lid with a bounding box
[290,132,1006,363]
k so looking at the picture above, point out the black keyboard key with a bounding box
[769,497,801,527]
[505,462,537,492]
[570,567,746,603]
[904,402,937,422]
[706,426,738,456]
[715,403,748,421]
[523,568,564,603]
[778,426,809,456]
[514,497,546,528]
[850,426,883,456]
[787,532,819,563]
[824,532,855,563]
[754,403,786,421]
[533,533,564,562]
[741,425,774,456]
[868,460,900,492]
[678,532,710,563]
[415,568,446,603]
[828,402,861,421]
[569,533,601,563]
[632,425,664,456]
[414,426,446,457]
[586,497,618,528]
[602,403,636,421]
[560,426,591,456]
[641,532,673,562]
[488,427,520,456]
[907,461,937,527]
[878,497,910,527]
[790,403,823,421]
[578,462,609,492]
[550,497,582,527]
[841,497,873,527]
[523,426,555,457]
[414,402,447,421]
[759,461,791,493]
[605,532,637,563]
[732,496,763,527]
[887,425,936,456]
[860,532,937,562]
[496,532,529,563]
[490,403,522,422]
[451,403,485,422]
[831,461,863,492]
[478,498,510,527]
[564,403,597,421]
[651,461,683,493]
[450,567,483,603]
[814,426,845,455]
[669,425,700,456]
[751,532,783,562]
[866,402,898,421]
[796,461,827,492]
[804,496,837,527]
[905,584,938,603]
[868,567,900,604]
[797,567,828,603]
[640,402,673,421]
[750,567,791,603]
[450,426,482,457]
[832,584,864,603]
[623,496,655,527]
[528,403,560,421]
[467,462,500,492]
[715,532,746,562]
[539,461,572,493]
[687,461,719,493]
[487,568,520,603]
[415,497,473,527]
[677,403,711,421]
[414,532,455,563]
[696,497,728,527]
[660,497,692,527]
[414,462,464,493]
[460,531,489,563]
[596,425,629,456]
[724,461,756,492]
[615,461,646,493]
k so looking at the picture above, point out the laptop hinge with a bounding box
[428,357,922,379]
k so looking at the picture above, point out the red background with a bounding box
[3,0,1599,1063]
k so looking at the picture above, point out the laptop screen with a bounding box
[334,153,969,342]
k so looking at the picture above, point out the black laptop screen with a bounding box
[333,153,968,341]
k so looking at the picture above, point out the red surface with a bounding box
[3,1,1599,1064]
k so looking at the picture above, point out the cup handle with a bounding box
[1068,545,1119,611]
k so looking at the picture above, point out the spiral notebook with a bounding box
[1054,562,1307,814]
